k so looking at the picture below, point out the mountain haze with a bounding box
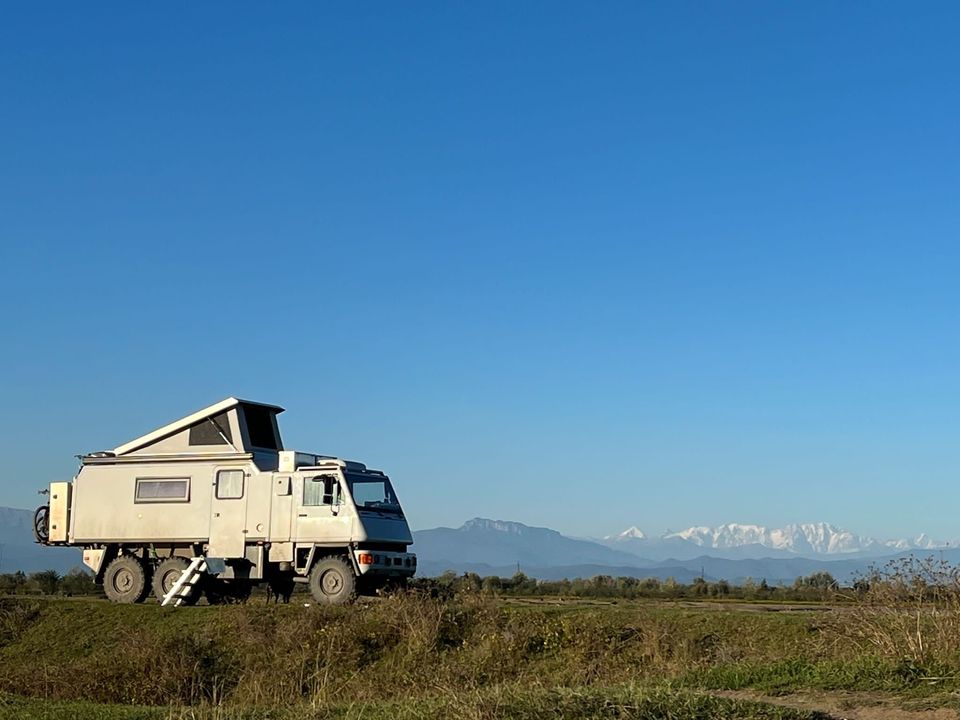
[0,507,81,573]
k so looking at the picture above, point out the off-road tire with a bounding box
[152,557,200,606]
[308,557,356,605]
[103,556,149,604]
[32,505,50,544]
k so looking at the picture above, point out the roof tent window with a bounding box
[189,412,233,446]
[244,405,279,449]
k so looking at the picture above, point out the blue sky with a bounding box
[2,3,959,540]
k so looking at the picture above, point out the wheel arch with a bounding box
[299,544,358,577]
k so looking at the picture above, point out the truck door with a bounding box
[208,467,248,558]
[294,472,352,544]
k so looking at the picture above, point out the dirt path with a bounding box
[715,690,960,719]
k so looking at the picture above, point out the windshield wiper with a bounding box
[362,502,401,515]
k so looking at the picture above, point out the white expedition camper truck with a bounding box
[34,398,416,605]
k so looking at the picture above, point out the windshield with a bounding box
[347,474,402,514]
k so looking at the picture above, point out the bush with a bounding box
[826,556,960,664]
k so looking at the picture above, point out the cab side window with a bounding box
[303,475,340,507]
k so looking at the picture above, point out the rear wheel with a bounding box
[308,557,356,605]
[152,557,200,605]
[103,556,149,604]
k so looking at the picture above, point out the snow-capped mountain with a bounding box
[613,526,647,540]
[882,534,944,551]
[604,522,952,558]
[664,523,878,555]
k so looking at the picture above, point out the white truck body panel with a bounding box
[48,482,71,543]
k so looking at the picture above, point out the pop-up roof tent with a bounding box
[85,397,285,460]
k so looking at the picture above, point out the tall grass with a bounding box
[825,556,960,665]
[6,563,960,713]
[0,593,825,707]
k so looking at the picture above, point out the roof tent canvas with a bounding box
[108,397,285,457]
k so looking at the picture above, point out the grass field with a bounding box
[2,594,959,719]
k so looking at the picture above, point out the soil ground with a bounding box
[717,690,960,719]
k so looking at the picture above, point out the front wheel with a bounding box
[308,557,356,605]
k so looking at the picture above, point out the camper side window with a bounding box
[216,470,245,499]
[135,478,190,503]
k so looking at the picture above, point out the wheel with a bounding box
[103,556,149,604]
[308,557,356,605]
[33,505,49,543]
[152,557,200,605]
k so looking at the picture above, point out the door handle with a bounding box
[298,513,307,517]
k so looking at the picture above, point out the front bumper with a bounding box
[353,549,417,577]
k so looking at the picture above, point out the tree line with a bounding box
[414,569,842,601]
[0,567,842,601]
[0,569,102,597]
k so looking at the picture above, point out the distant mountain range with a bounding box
[412,518,960,584]
[413,518,646,568]
[601,522,951,560]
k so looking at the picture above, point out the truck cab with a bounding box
[35,398,416,605]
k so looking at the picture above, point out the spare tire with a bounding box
[33,505,49,544]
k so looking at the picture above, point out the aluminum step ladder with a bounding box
[161,557,207,607]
